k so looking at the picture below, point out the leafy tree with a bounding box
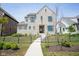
[68,25,76,42]
[0,16,9,41]
[0,16,8,24]
[68,25,75,32]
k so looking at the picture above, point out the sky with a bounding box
[1,3,79,22]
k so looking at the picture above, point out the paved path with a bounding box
[25,34,46,56]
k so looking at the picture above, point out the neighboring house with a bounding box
[17,6,57,35]
[0,7,18,36]
[56,21,68,34]
[17,21,27,35]
[59,16,79,34]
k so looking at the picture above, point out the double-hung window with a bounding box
[47,25,53,31]
[48,16,52,22]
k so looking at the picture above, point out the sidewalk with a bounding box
[25,34,46,56]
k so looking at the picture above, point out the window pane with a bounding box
[29,26,31,29]
[48,16,52,22]
[24,24,28,30]
[30,16,36,22]
[25,17,28,22]
[41,16,43,20]
[48,25,53,31]
[45,9,47,12]
[26,19,28,22]
[41,16,43,23]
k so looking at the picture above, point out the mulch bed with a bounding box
[0,50,18,56]
[48,45,79,52]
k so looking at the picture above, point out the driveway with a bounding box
[25,33,46,56]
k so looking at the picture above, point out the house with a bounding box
[17,21,27,35]
[17,6,57,35]
[59,16,79,34]
[0,7,18,36]
[56,21,67,34]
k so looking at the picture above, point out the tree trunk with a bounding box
[1,24,3,36]
[68,32,71,42]
[0,24,2,36]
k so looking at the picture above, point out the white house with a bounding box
[17,6,57,35]
[58,16,79,34]
[56,21,68,34]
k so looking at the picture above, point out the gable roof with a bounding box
[37,5,56,15]
[57,21,66,27]
[61,17,77,27]
[0,7,18,23]
[25,5,56,20]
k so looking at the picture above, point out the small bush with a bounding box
[71,34,79,37]
[61,41,71,47]
[12,33,24,37]
[25,34,27,36]
[0,42,19,50]
[11,43,19,50]
[3,42,11,50]
[0,42,3,49]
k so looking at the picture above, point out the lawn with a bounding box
[41,34,79,56]
[0,34,37,56]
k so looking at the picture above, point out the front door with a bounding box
[39,25,44,33]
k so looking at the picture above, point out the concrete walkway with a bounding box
[25,34,46,56]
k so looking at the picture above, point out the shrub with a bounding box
[0,42,3,49]
[61,41,71,47]
[71,34,79,37]
[12,33,24,37]
[3,42,11,50]
[25,34,27,36]
[0,42,19,50]
[11,43,19,50]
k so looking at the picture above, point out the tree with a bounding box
[0,16,8,24]
[0,16,9,41]
[68,25,76,42]
[68,25,75,32]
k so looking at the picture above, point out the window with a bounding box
[25,17,28,22]
[47,25,53,31]
[45,9,47,12]
[48,16,52,22]
[31,19,34,22]
[24,24,28,30]
[26,19,28,22]
[41,16,43,22]
[63,28,65,31]
[41,16,43,20]
[30,17,35,22]
[29,26,31,29]
[77,18,79,23]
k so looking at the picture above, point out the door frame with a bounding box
[39,25,45,33]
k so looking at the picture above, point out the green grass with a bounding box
[0,35,37,56]
[41,34,79,56]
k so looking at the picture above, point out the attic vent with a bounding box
[45,9,47,12]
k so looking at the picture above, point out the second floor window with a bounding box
[30,16,36,22]
[41,16,43,22]
[48,16,52,22]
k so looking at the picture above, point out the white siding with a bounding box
[17,6,56,35]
